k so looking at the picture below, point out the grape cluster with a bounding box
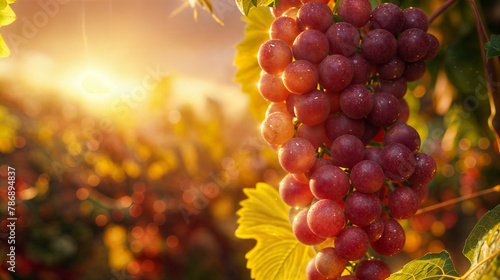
[259,0,439,279]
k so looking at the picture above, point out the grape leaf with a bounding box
[485,35,500,60]
[234,7,274,120]
[235,0,278,16]
[235,183,316,280]
[0,3,15,27]
[0,34,9,57]
[462,204,500,279]
[388,251,460,280]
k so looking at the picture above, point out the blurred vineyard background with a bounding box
[0,0,500,279]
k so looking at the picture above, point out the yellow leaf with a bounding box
[236,183,316,280]
[0,34,9,57]
[234,7,275,121]
[0,4,16,27]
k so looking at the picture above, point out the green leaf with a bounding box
[234,6,274,120]
[388,251,460,280]
[236,183,316,280]
[369,0,381,9]
[463,203,500,279]
[0,34,10,57]
[235,0,278,16]
[0,4,16,27]
[485,34,500,60]
[332,0,342,13]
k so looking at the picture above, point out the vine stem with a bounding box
[428,0,457,24]
[415,185,500,215]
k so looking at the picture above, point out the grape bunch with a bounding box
[259,0,439,279]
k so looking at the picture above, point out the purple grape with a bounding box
[318,55,354,92]
[279,174,315,207]
[407,152,437,186]
[337,0,372,28]
[411,184,429,206]
[331,134,365,169]
[297,123,328,149]
[340,84,374,119]
[349,53,371,85]
[402,7,429,32]
[422,33,440,61]
[325,22,360,57]
[272,0,302,18]
[325,90,342,113]
[308,199,346,238]
[399,98,410,122]
[375,77,407,99]
[379,143,416,182]
[293,208,326,245]
[398,28,430,62]
[370,218,405,256]
[258,39,293,74]
[367,92,401,127]
[334,226,370,261]
[310,165,350,201]
[376,56,405,80]
[294,89,331,125]
[388,186,419,219]
[293,29,330,65]
[361,218,384,242]
[344,191,382,227]
[355,258,391,280]
[305,158,335,180]
[279,137,317,174]
[369,3,405,35]
[325,112,366,141]
[360,29,397,64]
[270,16,301,47]
[283,60,319,94]
[402,60,426,82]
[296,1,334,33]
[383,123,421,154]
[351,160,384,193]
[360,120,382,145]
[363,146,382,162]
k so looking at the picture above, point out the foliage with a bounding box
[0,0,16,57]
[485,35,500,60]
[235,0,279,16]
[236,183,315,280]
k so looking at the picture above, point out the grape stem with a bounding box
[415,185,500,215]
[428,0,457,24]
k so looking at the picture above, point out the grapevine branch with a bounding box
[428,0,457,24]
[415,185,500,215]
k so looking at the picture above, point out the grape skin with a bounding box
[278,137,317,174]
[293,208,326,245]
[258,39,293,75]
[279,173,315,207]
[370,218,405,257]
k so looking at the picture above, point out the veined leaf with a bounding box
[388,251,459,280]
[485,35,500,60]
[235,0,278,16]
[0,34,10,57]
[234,6,274,120]
[0,4,15,27]
[236,183,315,280]
[463,204,500,279]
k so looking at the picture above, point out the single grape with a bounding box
[310,165,350,201]
[261,111,295,145]
[375,77,407,99]
[258,39,293,74]
[283,60,319,94]
[376,56,405,80]
[402,7,428,32]
[351,160,384,193]
[270,16,301,47]
[306,257,328,280]
[334,226,370,261]
[325,90,342,113]
[410,184,429,206]
[279,137,317,174]
[279,174,315,207]
[296,1,334,33]
[349,53,371,85]
[370,218,405,256]
[283,7,300,19]
[363,146,382,162]
[305,158,335,180]
[379,143,416,182]
[294,89,331,125]
[360,29,397,64]
[355,258,391,280]
[258,72,291,102]
[331,134,365,169]
[337,0,372,28]
[344,191,382,227]
[293,208,326,245]
[315,247,347,279]
[308,199,346,238]
[407,152,437,186]
[293,29,330,65]
[388,186,419,219]
[266,102,290,117]
[369,3,405,35]
[340,84,374,119]
[297,123,328,149]
[399,98,410,122]
[423,33,440,61]
[361,218,384,242]
[360,119,383,145]
[325,112,366,141]
[318,55,354,92]
[402,60,426,82]
[398,28,430,62]
[272,0,303,17]
[383,123,421,154]
[286,93,298,117]
[367,92,401,127]
[325,22,360,57]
